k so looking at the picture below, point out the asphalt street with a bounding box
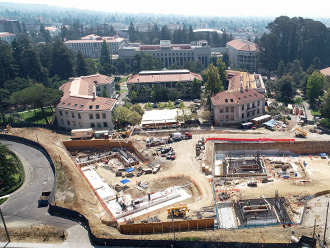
[0,140,91,246]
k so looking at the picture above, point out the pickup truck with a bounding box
[38,191,51,207]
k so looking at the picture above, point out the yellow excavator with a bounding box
[167,206,189,218]
[294,128,307,138]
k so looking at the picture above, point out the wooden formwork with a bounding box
[119,218,214,234]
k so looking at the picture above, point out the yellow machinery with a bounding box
[167,206,189,218]
[294,128,307,138]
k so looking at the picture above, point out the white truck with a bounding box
[71,128,94,139]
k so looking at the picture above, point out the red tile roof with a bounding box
[211,88,264,106]
[57,74,116,111]
[321,67,330,77]
[127,71,202,84]
[227,39,257,52]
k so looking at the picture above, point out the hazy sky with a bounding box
[1,0,329,18]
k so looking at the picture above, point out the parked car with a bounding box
[166,151,176,160]
[161,147,172,154]
[152,103,158,108]
[194,99,201,103]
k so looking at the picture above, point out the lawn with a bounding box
[310,105,321,116]
[20,106,55,124]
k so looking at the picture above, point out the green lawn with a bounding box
[310,105,321,116]
[0,197,8,205]
[120,77,128,82]
[120,88,128,93]
[20,106,55,124]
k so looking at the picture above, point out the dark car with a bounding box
[166,151,176,160]
[152,103,158,108]
[161,147,172,154]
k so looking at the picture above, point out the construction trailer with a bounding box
[71,128,94,139]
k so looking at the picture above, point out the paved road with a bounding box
[0,140,91,246]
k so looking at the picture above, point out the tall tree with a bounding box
[0,40,15,87]
[188,25,195,43]
[11,85,63,125]
[203,63,224,98]
[160,25,171,40]
[50,37,73,79]
[277,60,285,78]
[75,50,88,76]
[128,22,137,42]
[276,76,295,102]
[306,72,325,104]
[100,39,111,66]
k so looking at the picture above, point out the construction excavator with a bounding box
[294,128,307,138]
[167,206,189,218]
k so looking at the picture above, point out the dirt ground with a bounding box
[5,127,330,244]
[0,225,66,243]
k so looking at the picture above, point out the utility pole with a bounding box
[324,201,329,245]
[0,208,10,242]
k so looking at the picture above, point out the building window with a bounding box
[220,108,223,113]
[78,113,81,119]
[79,122,82,127]
[89,105,93,109]
[102,113,107,119]
[220,115,224,121]
[96,105,99,109]
[61,119,64,124]
[73,121,76,127]
[97,122,101,127]
[96,113,100,119]
[71,112,75,118]
[242,113,244,119]
[242,105,244,111]
[225,115,229,121]
[257,109,260,114]
[67,120,70,125]
[225,107,229,112]
[231,115,234,121]
[103,122,108,127]
[89,114,93,119]
[231,106,234,112]
[59,110,63,116]
[90,122,95,128]
[65,111,68,117]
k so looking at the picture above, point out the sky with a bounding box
[1,0,329,18]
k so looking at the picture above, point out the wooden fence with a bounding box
[119,218,214,234]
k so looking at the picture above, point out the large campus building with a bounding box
[126,69,202,101]
[118,40,211,68]
[64,35,125,58]
[226,39,257,73]
[211,70,265,125]
[0,19,21,34]
[56,74,117,131]
[0,32,16,43]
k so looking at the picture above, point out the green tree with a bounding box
[167,100,175,109]
[75,50,88,77]
[11,85,63,125]
[100,39,111,66]
[188,25,195,43]
[4,78,31,94]
[50,37,74,80]
[203,63,224,98]
[127,111,141,126]
[306,72,325,104]
[201,110,212,122]
[112,107,131,128]
[0,89,10,123]
[216,58,227,88]
[0,144,18,189]
[144,102,153,110]
[276,76,295,102]
[176,81,184,98]
[0,40,15,87]
[278,60,285,78]
[130,104,144,116]
[102,89,109,98]
[320,90,330,118]
[191,78,202,99]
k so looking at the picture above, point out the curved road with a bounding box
[0,140,91,247]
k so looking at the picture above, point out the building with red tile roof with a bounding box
[210,87,265,125]
[226,39,257,73]
[0,32,15,43]
[321,67,330,77]
[118,40,211,68]
[56,74,117,131]
[126,69,202,100]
